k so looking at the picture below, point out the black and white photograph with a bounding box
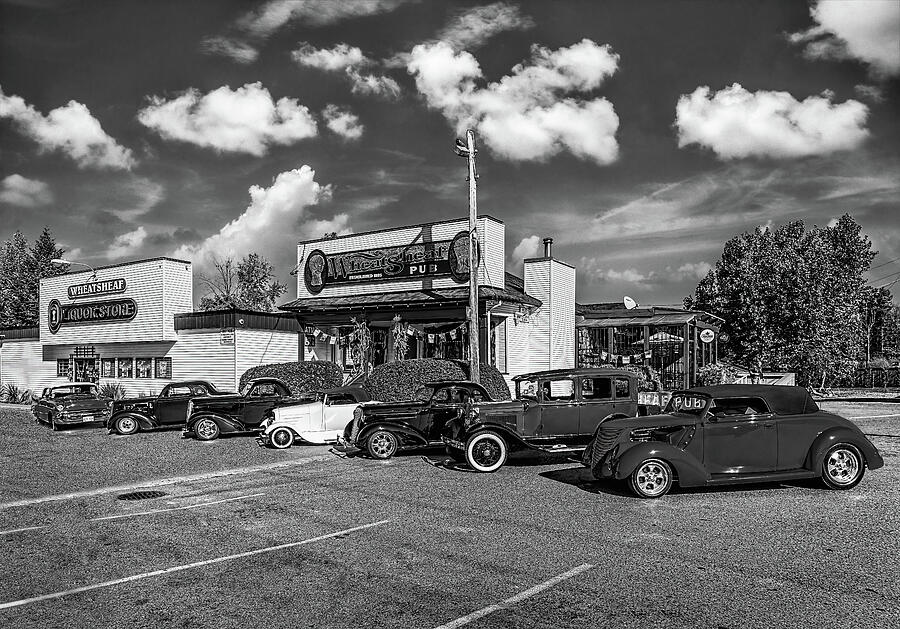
[1,0,898,627]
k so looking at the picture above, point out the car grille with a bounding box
[65,409,107,421]
[583,427,623,469]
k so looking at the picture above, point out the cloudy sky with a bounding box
[1,0,898,307]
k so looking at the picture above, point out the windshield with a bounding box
[665,392,710,416]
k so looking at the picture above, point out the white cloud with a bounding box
[853,83,884,103]
[292,42,367,71]
[137,82,317,156]
[0,174,53,207]
[511,235,540,261]
[205,0,410,63]
[407,39,620,164]
[438,2,534,50]
[300,214,353,240]
[107,226,147,259]
[347,69,402,98]
[110,177,166,222]
[789,0,900,78]
[322,105,364,140]
[675,83,869,159]
[0,86,135,170]
[173,166,333,269]
[673,262,712,281]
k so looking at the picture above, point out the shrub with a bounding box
[1,383,33,404]
[363,359,512,402]
[99,382,128,400]
[697,363,736,386]
[239,361,344,396]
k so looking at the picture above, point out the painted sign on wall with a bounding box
[47,298,138,334]
[67,278,126,299]
[304,231,472,294]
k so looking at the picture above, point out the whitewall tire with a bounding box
[270,427,295,449]
[465,431,508,473]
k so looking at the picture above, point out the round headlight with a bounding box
[55,403,64,410]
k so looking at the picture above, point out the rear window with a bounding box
[710,397,770,417]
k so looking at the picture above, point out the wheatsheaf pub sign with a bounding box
[67,278,127,299]
[47,298,138,334]
[304,231,473,294]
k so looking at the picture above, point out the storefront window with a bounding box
[491,318,507,373]
[155,357,172,379]
[136,358,153,379]
[56,359,70,378]
[101,358,116,378]
[118,358,133,379]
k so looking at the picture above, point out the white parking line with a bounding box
[0,455,333,511]
[849,414,900,420]
[89,492,266,521]
[433,563,594,629]
[0,519,390,611]
[0,525,47,536]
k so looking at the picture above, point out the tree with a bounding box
[198,253,286,312]
[685,215,876,386]
[0,227,67,327]
[860,286,894,363]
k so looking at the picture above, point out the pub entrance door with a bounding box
[73,358,98,382]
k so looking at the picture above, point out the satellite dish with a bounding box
[623,296,637,310]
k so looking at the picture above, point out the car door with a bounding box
[702,396,778,474]
[537,377,579,437]
[323,393,356,432]
[156,385,193,425]
[578,376,615,435]
[419,386,457,440]
[242,382,284,428]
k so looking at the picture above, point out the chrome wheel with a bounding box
[823,444,864,489]
[195,418,220,441]
[465,432,508,473]
[629,458,673,498]
[270,427,294,449]
[115,416,138,436]
[366,430,398,459]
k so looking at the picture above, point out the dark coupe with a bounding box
[108,380,229,435]
[443,368,659,472]
[341,381,493,459]
[183,377,295,441]
[32,382,110,430]
[582,384,884,498]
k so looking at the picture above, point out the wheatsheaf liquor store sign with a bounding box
[48,298,138,334]
[67,277,126,299]
[304,231,474,294]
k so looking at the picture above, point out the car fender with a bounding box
[806,427,885,472]
[187,412,242,433]
[613,442,710,487]
[107,411,154,431]
[357,423,428,447]
[462,423,529,450]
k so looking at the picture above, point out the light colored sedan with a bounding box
[257,387,370,449]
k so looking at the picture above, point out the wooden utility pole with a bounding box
[455,129,480,383]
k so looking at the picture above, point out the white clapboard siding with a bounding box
[549,261,576,371]
[0,339,57,393]
[235,329,300,384]
[524,259,551,373]
[295,216,505,299]
[40,258,192,345]
[168,329,236,392]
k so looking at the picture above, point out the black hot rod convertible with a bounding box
[582,384,884,498]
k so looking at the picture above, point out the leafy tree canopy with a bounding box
[198,253,286,312]
[0,227,67,327]
[684,214,877,386]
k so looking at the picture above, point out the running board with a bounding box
[706,470,817,485]
[531,444,585,454]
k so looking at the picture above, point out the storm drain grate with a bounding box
[117,490,168,501]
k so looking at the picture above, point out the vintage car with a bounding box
[341,381,493,459]
[107,380,229,435]
[582,384,885,498]
[32,382,110,430]
[257,387,369,448]
[183,377,296,441]
[443,368,660,472]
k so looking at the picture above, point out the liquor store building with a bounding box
[280,215,576,389]
[0,258,300,395]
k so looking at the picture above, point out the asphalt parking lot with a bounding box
[1,401,898,629]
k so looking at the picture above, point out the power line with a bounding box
[870,255,900,271]
[869,268,900,285]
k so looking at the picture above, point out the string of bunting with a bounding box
[306,323,468,346]
[600,349,653,365]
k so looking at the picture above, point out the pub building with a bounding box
[0,215,720,397]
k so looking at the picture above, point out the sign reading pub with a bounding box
[304,231,472,294]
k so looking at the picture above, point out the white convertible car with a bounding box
[257,387,370,448]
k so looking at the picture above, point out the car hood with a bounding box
[117,396,156,405]
[57,396,108,410]
[476,400,527,413]
[601,412,700,430]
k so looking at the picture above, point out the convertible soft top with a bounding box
[687,384,819,415]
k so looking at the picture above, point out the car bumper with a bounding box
[57,412,109,425]
[333,434,360,453]
[442,436,465,450]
